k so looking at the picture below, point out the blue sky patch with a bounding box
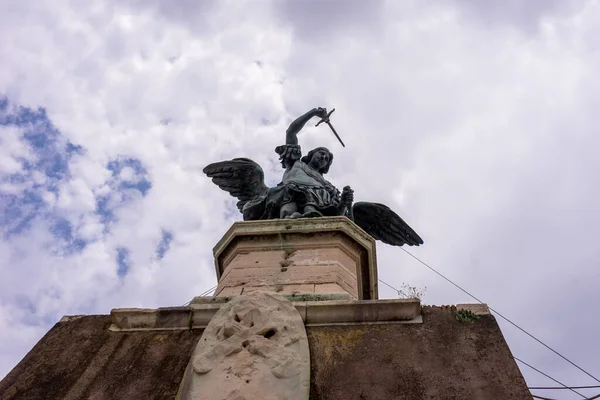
[0,97,84,239]
[156,230,173,260]
[95,194,115,226]
[94,156,153,227]
[107,157,152,196]
[0,97,80,182]
[116,247,130,278]
[49,217,87,253]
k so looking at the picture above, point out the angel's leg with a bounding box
[280,202,298,219]
[301,205,323,218]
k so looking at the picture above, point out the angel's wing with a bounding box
[352,202,423,246]
[203,158,269,212]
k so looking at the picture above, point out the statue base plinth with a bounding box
[212,217,378,300]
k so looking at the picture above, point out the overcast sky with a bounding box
[1,0,599,398]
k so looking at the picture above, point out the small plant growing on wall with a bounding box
[455,309,481,323]
[396,283,427,301]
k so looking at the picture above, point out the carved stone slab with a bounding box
[177,292,310,400]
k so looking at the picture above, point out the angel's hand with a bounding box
[341,186,354,206]
[314,107,328,119]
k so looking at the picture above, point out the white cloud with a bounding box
[0,127,32,175]
[1,0,600,396]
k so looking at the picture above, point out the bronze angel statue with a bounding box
[203,107,423,247]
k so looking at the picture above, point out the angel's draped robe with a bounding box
[242,151,341,220]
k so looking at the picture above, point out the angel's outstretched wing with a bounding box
[203,158,269,212]
[352,202,423,246]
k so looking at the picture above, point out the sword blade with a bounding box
[326,121,345,147]
[346,202,354,221]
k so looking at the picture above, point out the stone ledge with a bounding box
[456,303,491,315]
[189,292,353,305]
[59,315,86,323]
[304,299,420,325]
[109,298,422,332]
[213,217,376,261]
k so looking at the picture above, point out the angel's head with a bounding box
[302,147,333,174]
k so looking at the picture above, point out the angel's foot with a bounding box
[280,202,299,219]
[289,212,302,219]
[301,210,323,218]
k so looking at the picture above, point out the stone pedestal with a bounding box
[212,217,378,300]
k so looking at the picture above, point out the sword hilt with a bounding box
[315,108,335,127]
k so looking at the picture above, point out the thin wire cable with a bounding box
[515,357,586,398]
[378,278,403,295]
[181,285,217,306]
[378,276,586,397]
[378,279,600,400]
[531,395,600,400]
[379,275,586,398]
[199,285,217,297]
[532,392,600,400]
[532,395,558,400]
[399,247,600,384]
[529,385,600,390]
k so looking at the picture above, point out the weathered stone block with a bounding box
[304,299,421,325]
[177,292,310,400]
[314,283,346,294]
[191,304,222,329]
[212,217,378,299]
[215,286,242,296]
[242,284,315,295]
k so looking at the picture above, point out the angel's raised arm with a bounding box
[285,107,328,145]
